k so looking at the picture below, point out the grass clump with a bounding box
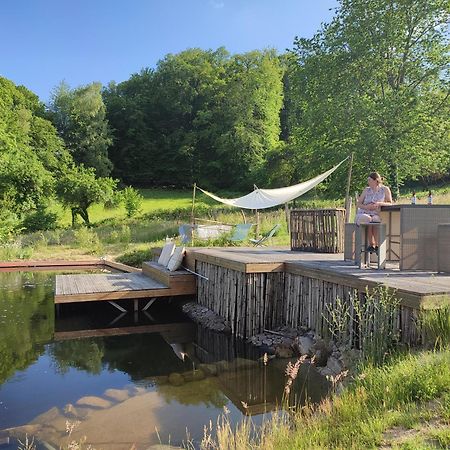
[420,306,450,350]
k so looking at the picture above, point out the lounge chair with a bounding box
[228,223,253,244]
[179,224,193,245]
[250,224,281,247]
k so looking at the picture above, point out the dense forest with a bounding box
[0,0,449,237]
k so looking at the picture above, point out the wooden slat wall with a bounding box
[196,260,421,346]
[290,209,346,253]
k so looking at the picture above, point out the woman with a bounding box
[356,172,393,252]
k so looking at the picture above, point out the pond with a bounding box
[0,270,329,449]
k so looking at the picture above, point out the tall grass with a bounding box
[324,287,401,365]
[198,349,450,450]
[420,306,450,350]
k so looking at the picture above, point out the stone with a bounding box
[326,356,343,375]
[76,396,113,409]
[152,375,169,385]
[259,344,276,355]
[168,372,185,386]
[215,360,230,373]
[182,369,205,382]
[318,367,334,378]
[293,336,314,356]
[103,388,130,402]
[275,345,294,358]
[198,363,218,376]
[311,339,332,366]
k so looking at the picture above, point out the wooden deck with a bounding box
[55,263,196,304]
[188,247,450,309]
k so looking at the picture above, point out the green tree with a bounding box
[0,77,67,226]
[55,164,117,225]
[288,0,450,197]
[104,48,284,189]
[50,82,113,177]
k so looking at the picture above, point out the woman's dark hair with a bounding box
[368,172,382,184]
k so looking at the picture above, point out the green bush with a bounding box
[73,226,103,255]
[0,209,21,244]
[116,248,153,268]
[21,206,58,232]
[121,186,143,218]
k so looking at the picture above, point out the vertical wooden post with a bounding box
[345,153,354,223]
[255,210,260,236]
[191,183,197,246]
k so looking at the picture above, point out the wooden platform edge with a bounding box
[54,283,196,304]
[0,259,139,273]
[192,251,285,273]
[284,261,439,310]
[0,259,103,269]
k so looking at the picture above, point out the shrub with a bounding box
[21,206,58,232]
[121,186,143,218]
[73,227,103,255]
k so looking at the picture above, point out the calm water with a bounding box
[0,270,328,449]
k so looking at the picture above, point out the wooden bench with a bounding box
[142,261,196,295]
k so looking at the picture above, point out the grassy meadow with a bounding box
[1,184,449,265]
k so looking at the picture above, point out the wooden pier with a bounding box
[54,261,196,304]
[46,247,450,345]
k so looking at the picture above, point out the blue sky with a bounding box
[0,1,338,102]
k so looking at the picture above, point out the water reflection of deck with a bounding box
[54,322,196,343]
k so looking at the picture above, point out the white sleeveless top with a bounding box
[358,186,386,215]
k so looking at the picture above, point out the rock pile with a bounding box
[182,301,231,333]
[248,326,359,378]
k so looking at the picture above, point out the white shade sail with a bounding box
[197,158,347,210]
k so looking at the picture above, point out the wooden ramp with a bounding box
[55,262,196,304]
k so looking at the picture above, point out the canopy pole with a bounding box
[345,153,354,223]
[285,203,290,234]
[191,183,197,246]
[253,184,260,236]
[256,209,260,236]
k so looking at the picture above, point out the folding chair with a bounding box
[228,223,253,244]
[250,224,281,246]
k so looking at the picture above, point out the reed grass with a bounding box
[324,286,401,365]
[420,306,450,350]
